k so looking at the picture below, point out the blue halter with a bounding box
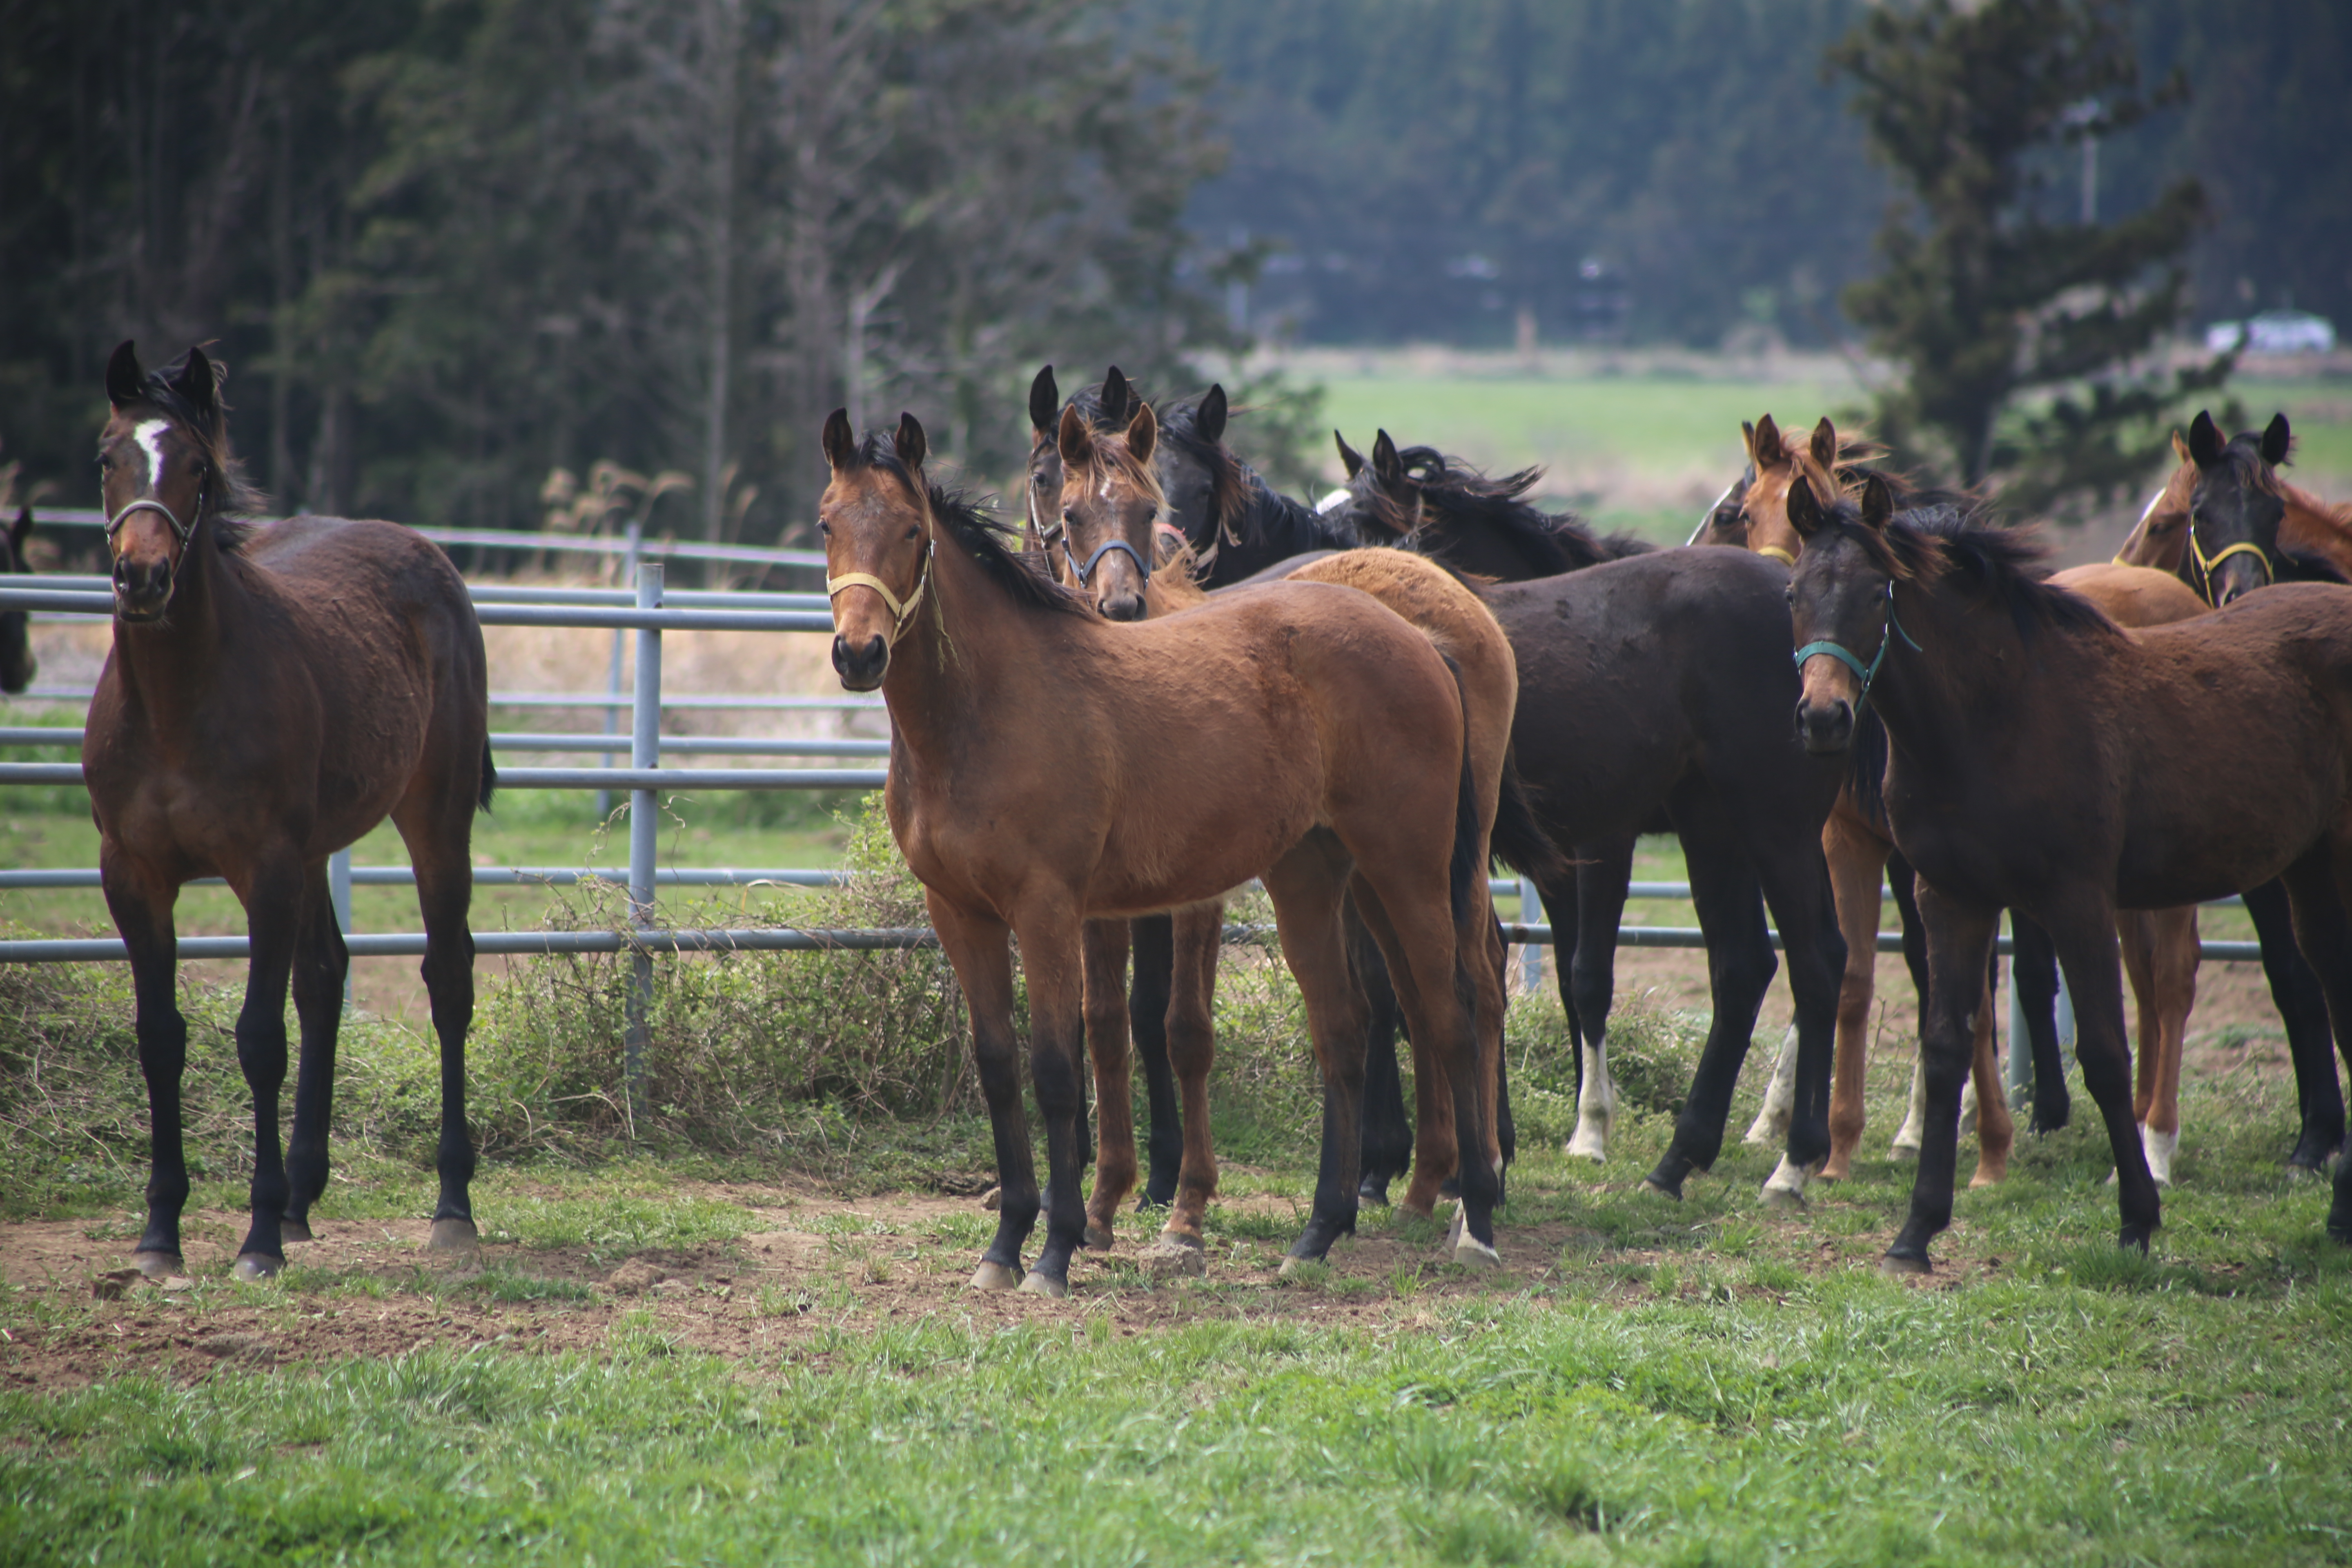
[1792,581,1919,707]
[1069,536,1151,588]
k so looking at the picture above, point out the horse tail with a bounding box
[478,739,498,813]
[1488,750,1566,885]
[1440,655,1482,938]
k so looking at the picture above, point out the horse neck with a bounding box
[2282,484,2352,556]
[109,529,247,718]
[877,529,1045,759]
[1864,576,2019,783]
[1205,481,1347,586]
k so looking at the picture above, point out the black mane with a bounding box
[1373,446,1652,572]
[135,349,265,552]
[1158,395,1356,566]
[1829,495,2116,641]
[863,435,1093,622]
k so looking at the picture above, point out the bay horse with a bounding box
[820,409,1503,1292]
[1786,472,2352,1266]
[1725,414,2213,1185]
[87,342,492,1282]
[2110,410,2352,1172]
[2,504,35,693]
[1315,435,1852,1207]
[1046,392,1555,1259]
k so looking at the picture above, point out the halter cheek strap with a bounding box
[826,541,932,645]
[1792,583,1920,708]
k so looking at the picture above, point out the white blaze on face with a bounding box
[133,419,173,492]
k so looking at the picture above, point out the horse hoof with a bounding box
[2326,1215,2352,1247]
[1760,1184,1806,1211]
[1640,1176,1682,1201]
[233,1253,284,1283]
[1969,1162,2006,1189]
[427,1218,479,1253]
[1134,1193,1172,1214]
[1878,1252,1931,1278]
[1016,1270,1068,1299]
[1143,1238,1206,1278]
[1741,1112,1789,1149]
[279,1216,314,1244]
[1356,1175,1392,1205]
[969,1261,1023,1292]
[1889,1143,1920,1164]
[1565,1131,1608,1164]
[1083,1223,1115,1252]
[2117,1225,2154,1254]
[133,1251,184,1280]
[1452,1235,1501,1271]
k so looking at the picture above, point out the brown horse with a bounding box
[87,342,492,1282]
[2110,411,2349,1172]
[2,505,37,693]
[1787,473,2352,1266]
[820,409,1502,1293]
[1049,394,1541,1257]
[1729,414,2210,1185]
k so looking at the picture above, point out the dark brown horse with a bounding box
[2,505,35,693]
[87,342,492,1281]
[1787,474,2352,1266]
[821,409,1502,1293]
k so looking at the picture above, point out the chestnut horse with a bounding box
[1047,392,1552,1261]
[88,342,491,1281]
[1787,473,2352,1267]
[820,410,1502,1293]
[2111,410,2352,1172]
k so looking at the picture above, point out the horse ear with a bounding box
[1740,420,1758,464]
[1335,430,1365,479]
[1196,384,1227,445]
[1810,416,1838,472]
[1752,413,1782,466]
[1028,365,1058,437]
[163,346,220,427]
[2171,428,2193,464]
[1859,473,1893,532]
[1371,429,1403,484]
[2187,410,2225,468]
[1786,473,1826,537]
[1127,400,1158,467]
[1057,402,1092,468]
[821,408,857,472]
[892,411,927,474]
[2262,412,2292,467]
[106,341,145,408]
[1102,365,1130,426]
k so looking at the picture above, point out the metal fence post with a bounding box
[596,519,642,821]
[624,560,662,1131]
[1517,874,1544,993]
[329,846,353,1010]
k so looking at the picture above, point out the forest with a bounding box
[1,0,2346,541]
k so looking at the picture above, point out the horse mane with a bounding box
[852,432,1091,619]
[1159,396,1357,555]
[1375,446,1653,569]
[134,350,265,553]
[1834,497,2117,641]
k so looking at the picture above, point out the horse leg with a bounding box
[1263,835,1373,1264]
[2010,913,2069,1134]
[1966,962,2014,1187]
[2243,876,2343,1172]
[2139,906,2198,1187]
[1819,816,1888,1178]
[930,897,1036,1290]
[1886,851,1933,1159]
[1486,912,1515,1180]
[1008,901,1092,1298]
[283,858,348,1241]
[1080,918,1137,1250]
[2273,851,2352,1244]
[1150,904,1224,1266]
[101,851,189,1278]
[1127,914,1185,1209]
[1755,847,1847,1208]
[1565,839,1635,1163]
[1644,824,1774,1200]
[227,857,305,1279]
[1352,900,1415,1203]
[1883,887,2000,1273]
[1351,881,1452,1217]
[2045,894,2163,1253]
[401,817,480,1254]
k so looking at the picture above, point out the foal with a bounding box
[1788,474,2352,1266]
[821,410,1501,1293]
[88,342,490,1281]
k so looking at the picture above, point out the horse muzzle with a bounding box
[1795,695,1854,756]
[1099,589,1147,623]
[832,630,890,691]
[111,557,176,621]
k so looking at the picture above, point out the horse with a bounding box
[819,409,1504,1293]
[2,505,35,693]
[1726,413,2215,1185]
[2108,411,2352,1173]
[1045,392,1552,1257]
[86,341,492,1282]
[1786,472,2352,1267]
[1313,440,1853,1206]
[1333,428,1653,580]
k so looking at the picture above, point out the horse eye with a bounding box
[816,519,831,535]
[904,528,920,542]
[1062,508,1076,523]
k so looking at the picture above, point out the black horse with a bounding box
[2,506,36,694]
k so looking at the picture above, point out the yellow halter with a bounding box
[826,540,933,645]
[1755,544,1797,568]
[2187,535,2274,604]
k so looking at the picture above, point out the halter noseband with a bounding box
[1067,536,1151,588]
[1793,581,1919,710]
[826,539,933,646]
[2187,532,2274,604]
[106,478,205,553]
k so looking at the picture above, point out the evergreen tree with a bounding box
[1829,0,2228,517]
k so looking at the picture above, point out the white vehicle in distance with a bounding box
[2207,310,2338,355]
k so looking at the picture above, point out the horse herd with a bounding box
[55,339,2352,1296]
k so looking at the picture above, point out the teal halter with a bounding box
[1793,581,1919,708]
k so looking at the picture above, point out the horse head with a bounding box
[820,407,934,690]
[100,341,230,621]
[2183,409,2293,606]
[1054,396,1165,622]
[1786,471,1901,756]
